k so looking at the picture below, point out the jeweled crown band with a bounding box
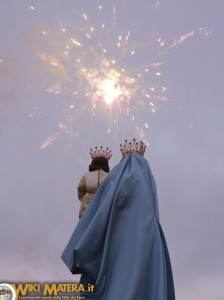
[120,138,146,158]
[90,146,112,161]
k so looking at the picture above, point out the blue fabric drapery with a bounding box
[62,153,175,300]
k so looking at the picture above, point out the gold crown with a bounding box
[120,138,146,158]
[90,146,112,161]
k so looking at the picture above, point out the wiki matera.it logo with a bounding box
[0,284,16,300]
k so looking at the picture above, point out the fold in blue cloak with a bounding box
[61,153,175,300]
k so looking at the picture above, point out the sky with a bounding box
[0,0,224,299]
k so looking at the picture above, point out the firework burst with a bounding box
[28,2,211,149]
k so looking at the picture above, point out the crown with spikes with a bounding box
[90,146,112,161]
[120,138,146,158]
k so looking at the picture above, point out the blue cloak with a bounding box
[61,153,175,300]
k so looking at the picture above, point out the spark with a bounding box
[83,13,88,20]
[122,31,131,53]
[148,62,163,68]
[145,123,149,128]
[46,85,61,94]
[71,38,82,47]
[30,6,35,10]
[154,95,168,101]
[39,53,60,67]
[40,120,70,150]
[135,127,149,146]
[59,23,66,32]
[42,31,47,36]
[58,122,67,130]
[199,27,212,36]
[170,31,194,48]
[125,31,131,42]
[30,108,43,118]
[150,102,158,112]
[113,1,116,31]
[155,1,160,8]
[41,132,59,150]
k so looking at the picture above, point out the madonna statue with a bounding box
[77,146,112,218]
[62,139,176,300]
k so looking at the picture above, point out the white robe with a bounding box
[77,169,107,217]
